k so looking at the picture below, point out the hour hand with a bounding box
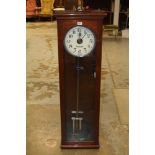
[78,32,81,38]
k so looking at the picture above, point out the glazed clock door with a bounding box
[64,26,96,142]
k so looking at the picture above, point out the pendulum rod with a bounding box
[71,57,84,134]
[76,57,80,118]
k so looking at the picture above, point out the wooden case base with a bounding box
[61,144,99,149]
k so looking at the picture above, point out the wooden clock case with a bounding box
[54,10,107,149]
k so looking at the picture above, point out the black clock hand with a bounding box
[81,33,87,39]
[78,32,82,38]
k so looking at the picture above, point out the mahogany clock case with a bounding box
[54,10,107,148]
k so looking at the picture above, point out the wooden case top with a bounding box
[54,10,107,19]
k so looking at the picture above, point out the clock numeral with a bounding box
[73,30,76,34]
[73,48,76,53]
[78,50,82,56]
[84,30,87,35]
[84,48,87,52]
[90,39,93,43]
[88,44,91,48]
[87,34,90,38]
[69,44,72,48]
[78,28,81,32]
[67,40,71,43]
[69,34,73,38]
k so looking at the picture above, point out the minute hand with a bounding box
[81,33,87,39]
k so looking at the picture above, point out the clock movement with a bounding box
[54,10,107,148]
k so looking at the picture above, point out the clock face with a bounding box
[64,26,96,57]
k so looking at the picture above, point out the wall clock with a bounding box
[54,10,107,148]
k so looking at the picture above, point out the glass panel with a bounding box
[64,51,96,142]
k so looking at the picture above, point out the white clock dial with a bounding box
[64,26,96,57]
